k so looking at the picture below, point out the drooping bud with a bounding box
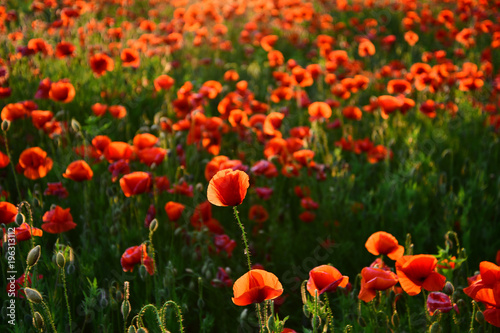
[149,219,158,233]
[33,311,44,330]
[27,245,41,267]
[15,213,25,226]
[25,288,43,304]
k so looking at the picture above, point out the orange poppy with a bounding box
[307,265,349,296]
[395,255,446,296]
[1,103,28,121]
[121,48,140,68]
[358,38,376,57]
[293,149,315,167]
[108,105,127,119]
[464,261,500,300]
[154,74,175,91]
[164,201,185,222]
[49,80,75,103]
[120,244,155,275]
[0,151,10,168]
[15,222,43,243]
[207,169,249,207]
[342,106,362,120]
[365,231,404,260]
[223,70,239,81]
[119,171,151,197]
[387,79,412,95]
[263,112,285,136]
[91,135,111,154]
[31,110,54,129]
[232,269,283,306]
[18,147,53,180]
[228,109,250,128]
[133,133,158,150]
[41,206,77,234]
[63,160,93,182]
[89,53,114,77]
[378,95,404,118]
[0,201,17,224]
[404,31,419,46]
[308,102,332,121]
[367,145,392,164]
[91,103,108,117]
[261,34,278,52]
[104,141,133,162]
[137,147,166,167]
[358,267,398,302]
[291,66,313,87]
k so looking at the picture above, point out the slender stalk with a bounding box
[41,301,57,333]
[160,300,185,333]
[232,206,252,271]
[60,267,72,332]
[3,128,22,200]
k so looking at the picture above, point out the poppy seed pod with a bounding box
[25,288,43,304]
[121,300,131,320]
[27,245,41,267]
[33,311,44,330]
[1,119,10,131]
[15,212,25,225]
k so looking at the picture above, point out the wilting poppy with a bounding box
[18,147,53,180]
[120,244,154,275]
[207,169,249,207]
[63,160,93,182]
[427,292,457,316]
[41,206,77,234]
[365,231,404,260]
[0,201,17,224]
[232,269,283,306]
[358,267,398,302]
[307,265,349,296]
[15,222,43,242]
[164,201,185,222]
[89,53,114,77]
[396,255,446,296]
[119,171,151,197]
[49,80,75,103]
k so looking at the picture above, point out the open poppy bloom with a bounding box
[207,169,249,207]
[164,201,185,222]
[120,244,155,275]
[464,261,500,300]
[41,206,77,234]
[308,102,332,121]
[120,172,152,197]
[307,265,349,296]
[63,160,93,181]
[154,74,175,91]
[15,222,43,243]
[474,282,500,327]
[18,147,53,180]
[395,255,446,296]
[0,201,17,224]
[89,53,114,77]
[232,269,283,306]
[358,267,398,302]
[49,80,75,103]
[121,48,140,68]
[365,231,404,260]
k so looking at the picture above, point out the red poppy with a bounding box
[15,222,43,242]
[44,182,68,198]
[34,78,51,99]
[248,205,269,223]
[395,255,446,296]
[365,231,404,260]
[367,145,392,164]
[255,187,274,200]
[31,110,54,129]
[307,265,349,296]
[137,147,166,167]
[91,103,108,117]
[358,38,376,57]
[104,142,133,162]
[404,31,419,46]
[207,169,250,207]
[214,234,237,258]
[164,201,185,222]
[1,103,28,121]
[232,269,283,306]
[427,292,457,316]
[18,147,53,180]
[120,244,154,275]
[342,106,362,121]
[41,206,77,234]
[63,160,93,182]
[308,102,332,121]
[90,53,114,77]
[119,172,151,197]
[121,48,140,68]
[108,105,127,119]
[464,261,500,300]
[358,267,398,302]
[154,74,175,91]
[0,151,10,168]
[49,80,75,103]
[133,133,158,150]
[474,283,500,327]
[0,202,17,224]
[55,41,76,58]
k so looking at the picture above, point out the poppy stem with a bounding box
[2,128,22,200]
[233,206,252,271]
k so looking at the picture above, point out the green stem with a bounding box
[160,300,184,333]
[233,206,252,271]
[41,300,57,333]
[61,268,72,332]
[3,128,22,200]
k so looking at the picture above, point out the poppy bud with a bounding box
[476,310,485,325]
[33,311,44,330]
[121,300,131,320]
[128,325,137,333]
[239,308,248,321]
[25,288,43,304]
[267,312,275,329]
[391,311,399,327]
[71,118,81,132]
[303,304,310,317]
[15,212,25,225]
[56,252,66,268]
[116,290,123,302]
[139,265,147,280]
[66,263,75,275]
[443,282,454,295]
[32,197,41,208]
[27,245,41,267]
[357,316,367,327]
[311,315,321,328]
[195,183,203,192]
[149,219,158,232]
[429,322,442,333]
[137,328,148,333]
[1,119,10,132]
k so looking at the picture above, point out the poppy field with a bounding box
[1,0,500,332]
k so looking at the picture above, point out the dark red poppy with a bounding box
[427,292,457,316]
[43,182,68,198]
[41,206,77,234]
[120,244,154,275]
[89,53,114,77]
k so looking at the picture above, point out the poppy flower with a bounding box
[1,103,28,121]
[44,182,69,198]
[137,147,166,167]
[255,187,273,200]
[133,133,158,150]
[121,48,140,68]
[474,283,500,327]
[342,106,362,120]
[464,261,500,300]
[248,205,269,223]
[63,160,93,182]
[164,201,185,222]
[207,169,250,207]
[89,53,114,77]
[395,255,446,296]
[0,201,17,224]
[31,110,54,129]
[214,234,237,258]
[119,172,151,197]
[49,80,75,103]
[367,145,392,164]
[427,292,457,316]
[232,269,283,306]
[307,265,349,296]
[365,231,404,260]
[41,206,77,234]
[55,41,76,58]
[91,103,108,117]
[108,105,127,119]
[18,147,53,180]
[120,244,154,275]
[358,38,376,57]
[358,267,398,302]
[15,222,43,242]
[308,102,332,121]
[404,31,419,46]
[0,151,10,168]
[104,142,133,162]
[34,78,51,99]
[154,74,175,91]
